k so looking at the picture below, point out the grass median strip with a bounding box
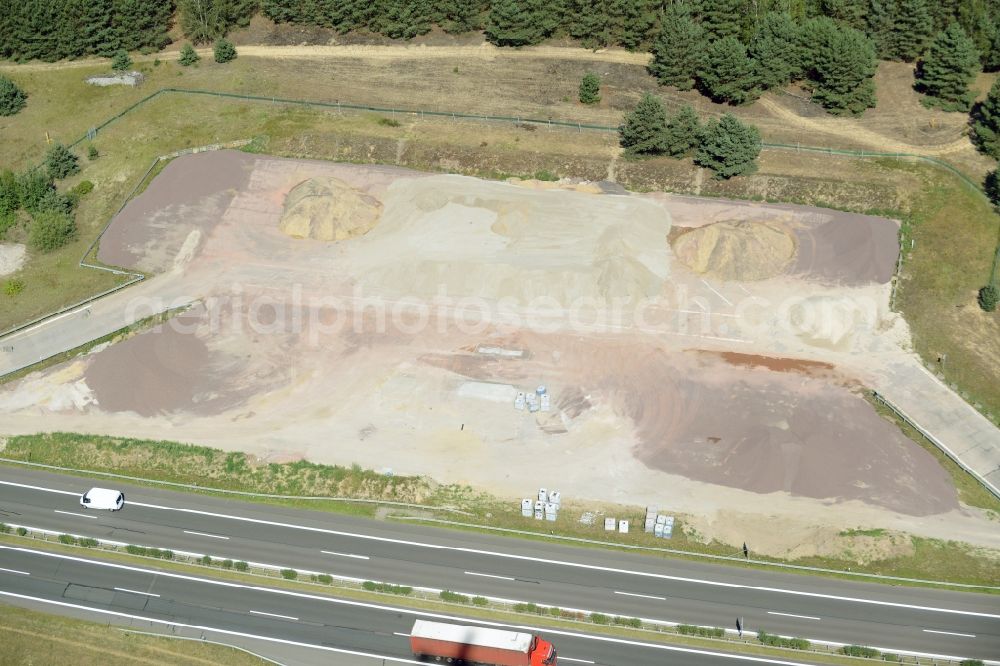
[0,527,897,666]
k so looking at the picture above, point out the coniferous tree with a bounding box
[0,75,28,117]
[983,21,1000,72]
[973,78,1000,158]
[486,0,558,46]
[664,105,701,157]
[918,23,981,111]
[648,3,707,91]
[820,0,866,31]
[180,0,255,44]
[435,0,485,33]
[700,36,760,105]
[695,113,761,179]
[890,0,933,61]
[214,37,237,63]
[568,0,615,48]
[374,0,435,38]
[694,0,744,41]
[179,43,200,65]
[801,17,877,115]
[110,49,132,72]
[618,92,669,155]
[750,12,801,89]
[579,72,601,104]
[45,143,80,180]
[616,0,658,50]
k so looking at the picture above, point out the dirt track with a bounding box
[0,44,975,159]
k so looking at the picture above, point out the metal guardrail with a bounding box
[872,390,1000,502]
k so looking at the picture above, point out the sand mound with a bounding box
[0,243,26,277]
[279,177,382,241]
[672,220,795,281]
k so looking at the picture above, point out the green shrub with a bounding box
[978,285,998,312]
[280,568,298,580]
[87,145,99,161]
[214,39,237,63]
[220,559,233,569]
[513,602,541,614]
[362,581,413,595]
[0,75,27,116]
[377,117,401,127]
[71,180,94,198]
[79,537,99,547]
[4,280,24,297]
[29,209,76,252]
[317,574,333,584]
[677,624,725,638]
[200,555,213,565]
[612,617,643,629]
[840,646,880,658]
[548,606,561,616]
[125,545,146,556]
[959,661,985,666]
[0,523,9,534]
[440,590,470,604]
[472,596,489,606]
[16,168,53,212]
[882,655,900,662]
[590,612,610,625]
[533,169,558,181]
[234,560,248,571]
[16,527,27,536]
[58,534,77,545]
[757,630,810,650]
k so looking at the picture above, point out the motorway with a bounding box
[0,544,832,666]
[0,467,998,663]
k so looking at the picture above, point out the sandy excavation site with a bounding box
[3,150,997,557]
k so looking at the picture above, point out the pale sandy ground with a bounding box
[2,151,997,560]
[0,243,26,277]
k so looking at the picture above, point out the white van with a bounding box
[80,487,125,511]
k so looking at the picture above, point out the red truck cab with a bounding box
[530,634,557,666]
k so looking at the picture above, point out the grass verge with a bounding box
[0,596,268,665]
[2,432,998,590]
[0,531,897,666]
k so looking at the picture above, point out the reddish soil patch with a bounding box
[697,350,836,375]
[97,150,256,272]
[85,317,253,417]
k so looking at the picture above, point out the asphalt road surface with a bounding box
[0,545,834,666]
[0,467,997,662]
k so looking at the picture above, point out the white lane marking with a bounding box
[114,587,160,598]
[249,610,298,621]
[0,587,850,666]
[320,550,369,560]
[560,658,595,664]
[737,284,751,296]
[54,510,97,519]
[393,632,410,637]
[921,629,976,638]
[0,567,30,576]
[6,481,999,621]
[614,591,666,601]
[465,571,515,581]
[0,590,422,665]
[767,611,820,621]
[0,481,78,496]
[700,278,733,306]
[183,530,229,540]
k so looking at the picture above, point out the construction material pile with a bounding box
[279,176,383,241]
[672,220,795,281]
